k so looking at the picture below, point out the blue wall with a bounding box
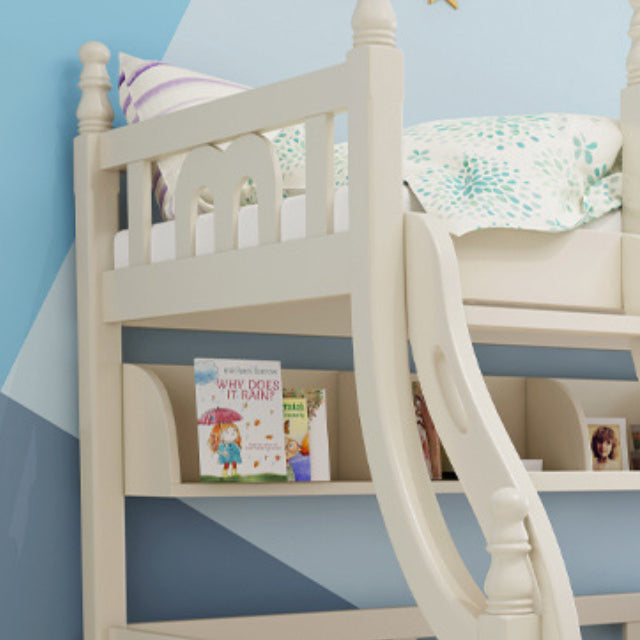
[0,1,637,639]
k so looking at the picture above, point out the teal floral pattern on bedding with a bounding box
[262,114,622,236]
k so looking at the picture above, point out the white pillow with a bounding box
[119,53,249,220]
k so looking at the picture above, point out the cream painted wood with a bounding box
[122,365,640,496]
[100,64,349,171]
[454,229,621,312]
[112,607,432,640]
[122,296,353,336]
[305,114,335,237]
[113,219,627,314]
[123,365,180,496]
[118,295,640,347]
[102,233,351,324]
[628,0,640,85]
[346,37,488,640]
[75,134,126,640]
[526,379,590,471]
[621,87,640,234]
[467,305,640,349]
[482,489,537,616]
[109,593,640,640]
[77,42,113,135]
[126,160,152,266]
[174,136,282,257]
[626,623,640,640]
[528,471,640,492]
[623,0,640,232]
[352,0,397,47]
[405,213,580,640]
[123,365,375,494]
[623,234,640,313]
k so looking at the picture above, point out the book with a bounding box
[283,388,331,481]
[195,358,287,482]
[283,396,311,481]
[411,380,442,480]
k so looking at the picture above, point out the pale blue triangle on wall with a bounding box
[2,245,79,439]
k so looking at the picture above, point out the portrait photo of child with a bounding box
[586,418,629,472]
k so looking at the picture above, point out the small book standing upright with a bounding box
[195,358,287,482]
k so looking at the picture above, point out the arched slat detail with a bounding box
[174,145,224,259]
[174,135,282,257]
[225,134,283,248]
[405,212,580,640]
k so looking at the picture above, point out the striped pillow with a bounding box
[119,53,249,220]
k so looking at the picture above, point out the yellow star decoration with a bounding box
[429,0,458,8]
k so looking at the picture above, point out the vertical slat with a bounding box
[127,160,152,265]
[305,114,335,237]
[625,622,640,640]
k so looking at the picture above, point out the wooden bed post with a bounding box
[75,42,126,640]
[347,3,487,640]
[622,0,640,233]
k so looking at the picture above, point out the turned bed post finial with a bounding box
[77,41,114,135]
[352,0,397,48]
[628,0,640,86]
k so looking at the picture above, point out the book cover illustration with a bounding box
[283,396,311,481]
[411,380,442,480]
[283,388,331,482]
[195,358,287,482]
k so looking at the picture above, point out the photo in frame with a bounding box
[585,418,629,472]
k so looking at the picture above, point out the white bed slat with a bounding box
[305,114,335,236]
[126,160,152,266]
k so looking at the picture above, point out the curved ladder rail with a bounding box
[405,212,581,640]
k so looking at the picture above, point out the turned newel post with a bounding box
[479,488,540,640]
[77,41,114,135]
[351,0,397,47]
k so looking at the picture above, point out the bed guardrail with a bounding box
[76,46,346,269]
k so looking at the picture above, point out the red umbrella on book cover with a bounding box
[198,407,243,425]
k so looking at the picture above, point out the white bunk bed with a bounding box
[74,1,640,639]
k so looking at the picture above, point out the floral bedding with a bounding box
[263,114,622,236]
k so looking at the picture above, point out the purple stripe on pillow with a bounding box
[118,71,125,88]
[122,93,133,117]
[157,182,169,210]
[135,77,247,109]
[127,61,164,87]
[152,168,161,192]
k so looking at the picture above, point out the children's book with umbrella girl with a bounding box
[195,358,288,482]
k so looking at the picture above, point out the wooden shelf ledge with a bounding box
[110,593,640,640]
[124,473,640,499]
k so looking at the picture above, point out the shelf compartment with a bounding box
[123,365,372,497]
[124,367,640,497]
